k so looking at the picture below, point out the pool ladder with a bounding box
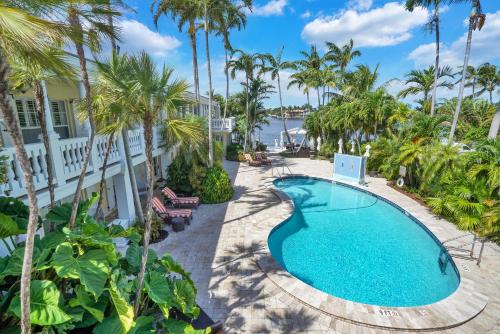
[271,163,293,178]
[442,233,486,266]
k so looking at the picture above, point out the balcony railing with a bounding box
[212,117,235,132]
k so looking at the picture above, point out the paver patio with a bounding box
[151,157,500,334]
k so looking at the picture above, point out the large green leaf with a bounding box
[161,254,194,287]
[125,243,157,273]
[40,231,66,250]
[161,319,210,334]
[0,246,45,279]
[51,242,109,298]
[9,280,71,326]
[0,212,24,239]
[109,272,134,332]
[144,271,173,306]
[129,316,155,334]
[170,279,199,318]
[0,197,29,231]
[68,286,107,322]
[46,193,99,228]
[92,313,128,334]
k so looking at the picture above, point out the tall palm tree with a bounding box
[152,0,201,108]
[398,65,454,111]
[449,0,485,143]
[214,1,251,127]
[343,64,379,98]
[261,46,295,145]
[405,0,442,116]
[456,65,480,96]
[476,63,499,103]
[228,49,262,150]
[57,1,121,229]
[9,49,76,209]
[243,75,274,146]
[296,45,325,107]
[0,2,70,332]
[325,39,361,84]
[128,52,190,316]
[288,71,312,113]
[93,52,146,224]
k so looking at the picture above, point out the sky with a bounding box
[114,0,500,108]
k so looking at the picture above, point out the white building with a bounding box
[0,79,235,224]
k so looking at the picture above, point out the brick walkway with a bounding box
[151,157,500,333]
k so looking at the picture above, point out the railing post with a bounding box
[139,127,146,152]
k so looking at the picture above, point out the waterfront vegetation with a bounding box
[0,0,499,333]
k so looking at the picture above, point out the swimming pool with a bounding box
[268,177,460,307]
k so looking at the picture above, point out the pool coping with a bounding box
[254,174,488,332]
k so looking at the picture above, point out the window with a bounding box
[50,101,68,126]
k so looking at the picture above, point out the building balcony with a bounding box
[212,117,236,133]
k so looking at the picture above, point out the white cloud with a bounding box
[301,2,429,48]
[251,0,288,17]
[348,0,372,11]
[116,19,181,57]
[409,10,500,68]
[300,10,312,19]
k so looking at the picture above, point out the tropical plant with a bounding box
[197,165,234,203]
[261,46,294,145]
[295,45,325,107]
[476,63,499,103]
[288,70,312,113]
[325,39,360,85]
[449,0,485,143]
[405,0,442,116]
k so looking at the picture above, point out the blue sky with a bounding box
[117,0,500,107]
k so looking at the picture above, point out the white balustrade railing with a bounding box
[212,117,235,132]
[127,129,142,156]
[0,143,49,198]
[95,135,120,167]
[153,126,163,150]
[58,137,90,179]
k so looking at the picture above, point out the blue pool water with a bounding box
[269,177,460,307]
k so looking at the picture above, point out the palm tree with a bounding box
[0,2,74,332]
[9,49,76,209]
[476,63,499,103]
[296,45,325,107]
[152,0,201,109]
[343,64,379,98]
[128,52,191,316]
[261,46,295,145]
[405,0,442,116]
[398,65,454,112]
[288,71,312,113]
[214,1,251,127]
[243,75,274,146]
[456,65,480,96]
[325,39,361,84]
[93,52,146,224]
[449,0,485,143]
[228,49,262,150]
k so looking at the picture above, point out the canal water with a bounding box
[257,117,304,149]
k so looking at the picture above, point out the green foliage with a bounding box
[134,217,163,244]
[318,142,335,158]
[167,154,194,195]
[197,166,234,204]
[0,197,204,332]
[226,143,244,161]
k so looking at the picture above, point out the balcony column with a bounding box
[40,80,66,186]
[112,135,136,221]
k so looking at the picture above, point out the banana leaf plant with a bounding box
[0,195,209,334]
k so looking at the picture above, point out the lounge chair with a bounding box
[152,197,191,231]
[162,187,199,208]
[255,152,271,165]
[244,153,262,167]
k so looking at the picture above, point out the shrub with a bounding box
[255,141,267,152]
[166,154,193,195]
[319,142,335,158]
[226,143,244,161]
[135,216,164,243]
[197,166,234,204]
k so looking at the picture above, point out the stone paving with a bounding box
[151,157,500,333]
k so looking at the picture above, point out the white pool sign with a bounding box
[333,153,367,184]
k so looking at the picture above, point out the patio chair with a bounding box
[152,197,192,231]
[255,152,271,165]
[162,186,200,208]
[244,153,262,167]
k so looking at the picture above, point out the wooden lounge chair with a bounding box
[244,153,262,167]
[152,197,192,231]
[162,186,199,208]
[255,152,271,165]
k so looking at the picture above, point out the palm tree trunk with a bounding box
[489,90,493,104]
[95,133,114,218]
[449,17,474,143]
[316,88,321,108]
[223,45,229,127]
[189,22,200,114]
[430,5,440,116]
[204,10,214,167]
[134,115,154,316]
[122,128,145,223]
[488,106,500,139]
[244,76,250,151]
[278,75,291,145]
[0,51,39,334]
[68,11,96,229]
[33,81,55,208]
[306,90,311,114]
